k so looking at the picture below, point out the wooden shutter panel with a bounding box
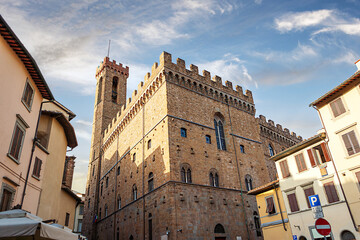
[324,182,339,203]
[307,149,316,167]
[330,101,340,117]
[304,187,315,208]
[355,172,360,185]
[320,143,331,162]
[280,161,289,178]
[287,193,299,212]
[349,131,360,154]
[32,158,38,176]
[342,133,354,156]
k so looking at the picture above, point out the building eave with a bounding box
[270,133,326,162]
[0,15,54,100]
[309,71,360,108]
[247,179,279,195]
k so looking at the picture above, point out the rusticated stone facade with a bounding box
[82,52,301,240]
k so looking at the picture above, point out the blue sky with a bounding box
[2,0,360,193]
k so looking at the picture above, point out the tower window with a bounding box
[148,140,152,149]
[117,196,121,209]
[105,204,108,217]
[180,128,187,138]
[106,177,109,188]
[214,115,226,150]
[269,144,275,156]
[209,170,219,187]
[100,182,103,195]
[132,184,137,201]
[21,79,34,110]
[205,135,211,144]
[240,145,245,153]
[245,174,253,191]
[97,77,103,104]
[133,153,136,162]
[112,76,118,103]
[117,166,120,175]
[181,164,192,183]
[148,172,154,192]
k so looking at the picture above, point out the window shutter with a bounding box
[342,133,354,156]
[304,187,315,208]
[295,155,302,172]
[349,131,360,154]
[320,143,331,162]
[32,158,38,176]
[330,101,339,117]
[307,149,316,167]
[324,182,339,203]
[280,160,290,178]
[355,171,360,185]
[337,99,346,115]
[287,193,299,212]
[266,197,274,213]
[38,159,42,177]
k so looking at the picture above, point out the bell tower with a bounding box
[83,57,129,239]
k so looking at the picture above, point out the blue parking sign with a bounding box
[308,194,321,207]
[293,235,297,240]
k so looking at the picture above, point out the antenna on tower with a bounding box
[107,40,111,58]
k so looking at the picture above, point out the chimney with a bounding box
[356,59,360,71]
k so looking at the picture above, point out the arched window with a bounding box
[240,145,245,153]
[214,115,226,150]
[117,166,120,176]
[133,153,136,162]
[117,196,121,209]
[112,76,118,103]
[180,128,187,138]
[106,177,109,188]
[269,144,275,156]
[148,172,154,192]
[341,230,356,240]
[132,184,137,201]
[253,211,262,236]
[209,170,219,187]
[214,224,225,233]
[181,164,192,183]
[245,175,253,191]
[148,140,152,149]
[105,204,108,217]
[97,77,102,104]
[148,213,153,240]
[205,135,211,144]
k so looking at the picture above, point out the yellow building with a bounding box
[248,179,293,240]
[310,61,360,236]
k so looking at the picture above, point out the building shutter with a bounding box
[307,149,316,167]
[295,154,307,172]
[280,160,290,178]
[349,131,360,154]
[320,143,331,162]
[287,193,299,212]
[330,98,346,117]
[266,197,274,213]
[324,182,339,203]
[355,171,360,185]
[304,187,315,208]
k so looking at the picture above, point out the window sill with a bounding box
[345,151,360,160]
[35,141,49,154]
[32,175,40,181]
[7,153,20,165]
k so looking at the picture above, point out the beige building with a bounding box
[82,52,301,239]
[0,14,53,213]
[0,15,80,231]
[272,132,359,240]
[309,62,360,236]
[248,179,293,240]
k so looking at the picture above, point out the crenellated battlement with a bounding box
[257,115,302,145]
[96,56,129,78]
[152,52,254,104]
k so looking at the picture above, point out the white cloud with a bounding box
[197,54,257,90]
[254,0,262,5]
[274,9,360,36]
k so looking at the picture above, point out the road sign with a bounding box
[309,195,321,207]
[315,218,331,236]
[311,206,324,219]
[292,235,297,240]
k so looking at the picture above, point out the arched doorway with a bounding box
[341,230,356,240]
[214,224,226,240]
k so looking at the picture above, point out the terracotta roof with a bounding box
[310,70,360,108]
[42,110,78,148]
[270,132,326,162]
[247,179,279,195]
[0,15,53,100]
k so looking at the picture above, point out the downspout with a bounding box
[312,105,358,232]
[20,100,53,209]
[273,183,286,231]
[226,102,251,240]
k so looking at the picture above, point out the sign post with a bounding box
[309,195,324,219]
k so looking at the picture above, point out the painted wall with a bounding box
[275,139,360,239]
[318,80,360,228]
[0,33,48,214]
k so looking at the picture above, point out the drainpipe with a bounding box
[273,183,287,231]
[20,100,53,209]
[312,105,358,232]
